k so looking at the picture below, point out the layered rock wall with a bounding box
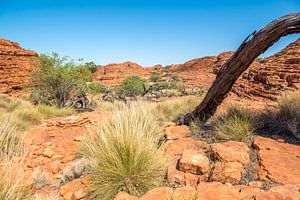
[0,38,37,93]
[213,38,300,100]
[92,61,162,86]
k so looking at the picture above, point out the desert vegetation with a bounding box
[79,103,168,199]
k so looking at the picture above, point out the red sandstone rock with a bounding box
[253,136,300,184]
[164,125,192,139]
[92,61,161,86]
[138,187,173,200]
[255,184,300,200]
[114,192,138,200]
[212,161,245,183]
[0,38,37,93]
[211,141,250,165]
[178,149,210,175]
[172,186,197,199]
[197,182,260,200]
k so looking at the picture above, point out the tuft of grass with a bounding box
[261,90,300,139]
[97,101,127,112]
[37,105,73,119]
[213,105,260,142]
[0,159,32,200]
[32,168,52,189]
[153,96,201,122]
[0,118,24,159]
[79,103,168,199]
[14,107,43,126]
[0,94,21,113]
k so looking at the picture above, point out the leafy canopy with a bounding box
[116,75,147,96]
[31,52,94,107]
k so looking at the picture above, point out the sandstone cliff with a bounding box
[212,38,300,100]
[0,38,37,93]
[92,61,162,86]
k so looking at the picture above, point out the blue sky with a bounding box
[0,0,299,66]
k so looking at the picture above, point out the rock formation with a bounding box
[213,38,300,100]
[92,61,162,86]
[166,56,217,89]
[0,38,37,93]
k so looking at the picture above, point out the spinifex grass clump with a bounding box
[153,95,201,122]
[262,90,300,139]
[79,103,168,199]
[0,118,24,159]
[213,105,260,142]
[0,160,32,200]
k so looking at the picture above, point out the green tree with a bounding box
[150,71,161,82]
[117,75,147,96]
[31,53,92,107]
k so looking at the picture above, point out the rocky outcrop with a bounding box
[92,61,162,86]
[213,38,300,100]
[0,38,37,93]
[116,125,300,200]
[165,56,218,89]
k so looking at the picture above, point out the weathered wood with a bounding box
[182,13,300,124]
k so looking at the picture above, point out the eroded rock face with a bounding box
[92,61,162,86]
[0,38,37,93]
[253,136,300,184]
[213,38,300,100]
[165,56,218,89]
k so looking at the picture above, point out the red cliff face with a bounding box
[92,61,162,86]
[232,38,300,100]
[0,38,37,93]
[166,56,218,89]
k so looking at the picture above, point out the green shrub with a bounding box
[262,90,300,139]
[31,53,93,107]
[213,105,260,142]
[116,75,147,96]
[79,103,167,199]
[150,71,161,82]
[87,82,107,95]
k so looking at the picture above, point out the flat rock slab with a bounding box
[253,136,300,184]
[211,141,250,165]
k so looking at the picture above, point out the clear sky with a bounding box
[0,0,299,66]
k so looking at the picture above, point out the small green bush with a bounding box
[116,75,147,96]
[150,71,161,82]
[31,53,93,107]
[87,82,107,95]
[79,103,167,199]
[213,105,260,142]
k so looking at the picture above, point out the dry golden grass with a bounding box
[262,90,300,139]
[0,159,32,200]
[152,96,201,122]
[213,105,260,142]
[79,103,168,199]
[0,118,25,159]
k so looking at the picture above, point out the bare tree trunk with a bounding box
[182,13,300,124]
